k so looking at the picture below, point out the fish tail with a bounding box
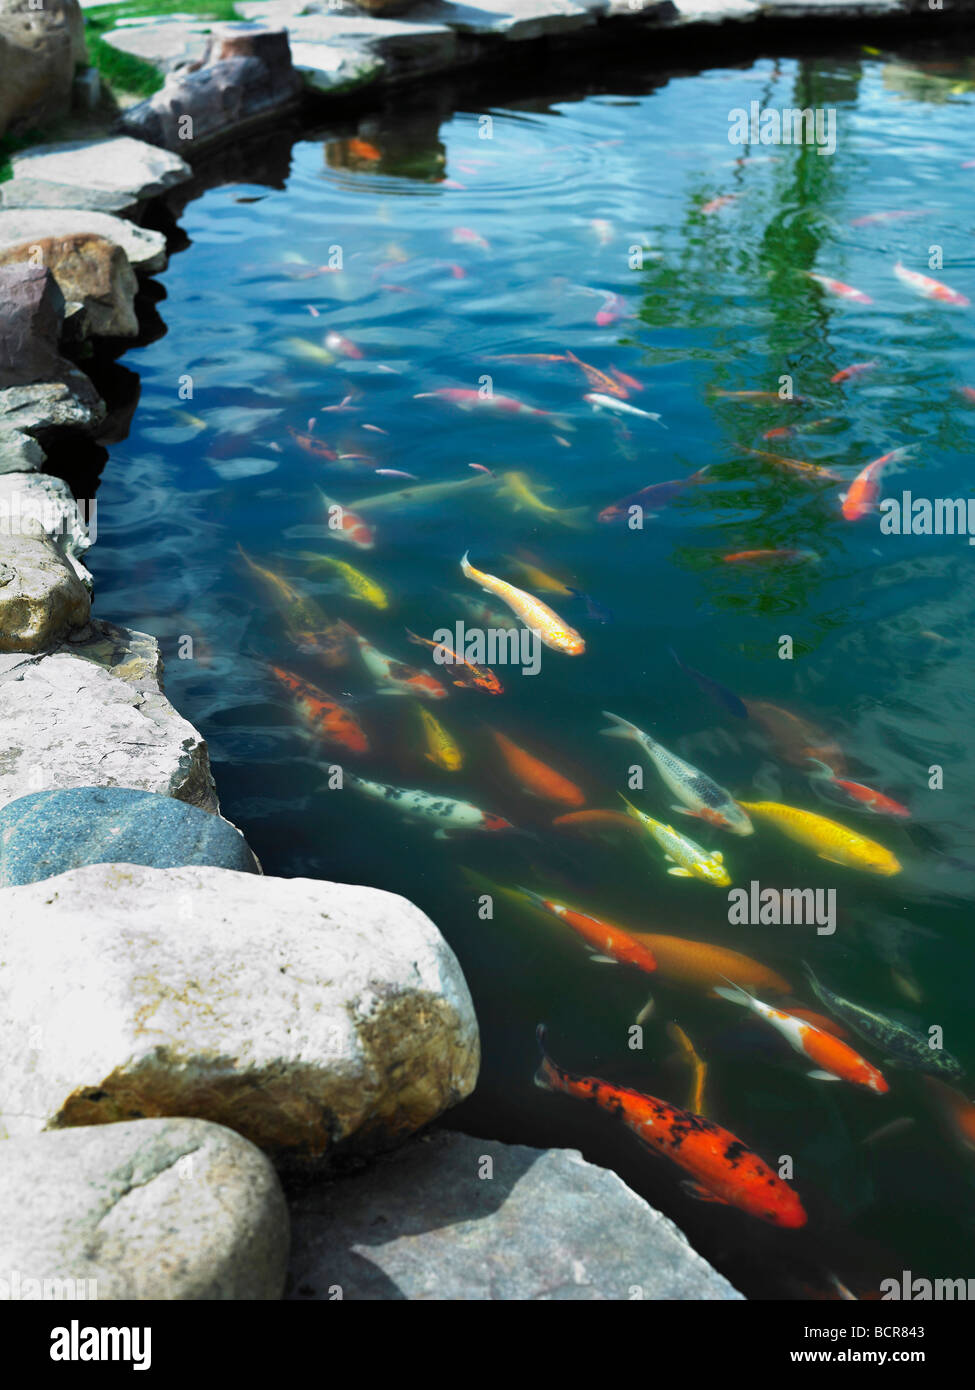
[600,710,644,742]
[713,977,755,1009]
[515,884,549,912]
[618,792,644,824]
[404,628,426,647]
[534,1023,560,1092]
[550,414,576,433]
[806,757,836,781]
[460,550,475,579]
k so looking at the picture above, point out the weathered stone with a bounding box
[0,785,261,887]
[0,863,479,1169]
[98,18,211,75]
[0,0,86,138]
[119,25,304,152]
[0,1118,289,1300]
[1,137,191,216]
[291,40,383,93]
[0,428,45,473]
[0,622,219,812]
[287,1131,744,1300]
[0,209,168,276]
[0,471,92,651]
[0,264,65,384]
[0,234,139,338]
[0,470,91,584]
[0,375,105,441]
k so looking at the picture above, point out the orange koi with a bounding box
[841,447,912,521]
[347,138,382,161]
[551,808,642,837]
[610,366,643,393]
[535,1027,807,1227]
[288,426,338,461]
[517,889,656,973]
[745,700,847,775]
[701,194,738,215]
[831,361,878,384]
[271,665,369,754]
[735,444,843,481]
[341,622,448,700]
[722,548,818,565]
[807,758,910,817]
[490,730,584,806]
[405,629,503,694]
[318,487,375,550]
[631,932,791,996]
[564,349,627,398]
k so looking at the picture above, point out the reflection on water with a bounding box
[89,40,975,1297]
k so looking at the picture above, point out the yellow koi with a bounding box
[619,795,731,886]
[283,336,336,365]
[499,471,588,529]
[738,801,901,875]
[295,552,388,609]
[460,552,585,655]
[237,544,303,606]
[415,702,463,771]
[667,1022,708,1116]
[504,554,574,596]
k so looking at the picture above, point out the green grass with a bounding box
[0,129,48,182]
[85,0,243,97]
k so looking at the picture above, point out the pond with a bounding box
[90,40,975,1298]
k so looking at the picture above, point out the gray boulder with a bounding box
[0,0,86,139]
[0,1118,289,1299]
[286,1130,744,1300]
[0,209,168,276]
[0,137,191,216]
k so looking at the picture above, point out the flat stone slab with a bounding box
[0,208,168,276]
[0,621,219,813]
[0,864,479,1171]
[0,137,191,215]
[0,1118,289,1300]
[0,785,260,887]
[287,1130,744,1299]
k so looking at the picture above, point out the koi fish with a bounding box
[287,427,338,460]
[483,354,568,363]
[669,648,748,720]
[831,361,878,384]
[734,445,843,482]
[786,1007,852,1041]
[516,889,656,972]
[294,552,388,609]
[722,548,819,565]
[598,469,710,523]
[347,138,382,161]
[737,800,900,875]
[841,447,912,521]
[405,628,503,694]
[746,701,847,774]
[344,771,513,838]
[504,555,573,595]
[551,808,643,838]
[317,488,375,550]
[850,210,926,226]
[701,194,738,215]
[325,331,364,359]
[805,965,964,1079]
[631,933,791,996]
[414,388,559,423]
[619,796,732,886]
[374,469,417,480]
[921,1077,975,1150]
[237,546,350,666]
[564,349,627,398]
[893,261,969,307]
[594,292,626,327]
[806,271,873,304]
[762,418,836,441]
[415,702,463,771]
[610,367,643,393]
[807,758,910,817]
[451,226,490,251]
[715,981,888,1093]
[535,1027,806,1227]
[498,471,588,528]
[460,553,585,655]
[341,622,448,699]
[271,665,369,754]
[585,393,663,424]
[667,1023,708,1115]
[491,730,584,806]
[711,390,805,404]
[350,474,496,512]
[283,337,336,365]
[603,712,752,835]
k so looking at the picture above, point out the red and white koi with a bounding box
[806,271,873,304]
[831,361,878,384]
[344,771,513,838]
[415,387,557,421]
[317,487,375,549]
[325,331,364,359]
[807,759,910,817]
[451,226,490,251]
[585,392,663,424]
[701,194,738,215]
[715,981,889,1093]
[894,261,970,307]
[341,621,448,699]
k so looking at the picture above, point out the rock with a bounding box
[0,209,168,276]
[0,1118,289,1300]
[118,24,304,152]
[0,428,45,473]
[0,471,92,652]
[291,41,383,95]
[0,0,86,139]
[0,263,65,384]
[97,18,211,76]
[0,863,480,1169]
[0,621,219,812]
[0,375,106,441]
[0,785,260,887]
[286,1131,744,1300]
[0,137,191,216]
[0,234,139,338]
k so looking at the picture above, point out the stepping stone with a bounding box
[0,136,191,216]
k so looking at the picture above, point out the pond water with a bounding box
[91,41,975,1298]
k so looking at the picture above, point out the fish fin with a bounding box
[713,851,724,863]
[667,867,693,878]
[714,983,753,1008]
[635,995,655,1025]
[670,804,698,818]
[679,1181,729,1205]
[807,1069,842,1081]
[817,853,848,866]
[806,757,836,780]
[587,954,619,965]
[600,710,643,741]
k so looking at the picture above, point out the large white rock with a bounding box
[0,471,92,650]
[0,1117,289,1300]
[0,621,220,811]
[0,863,480,1169]
[0,136,191,215]
[0,208,168,276]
